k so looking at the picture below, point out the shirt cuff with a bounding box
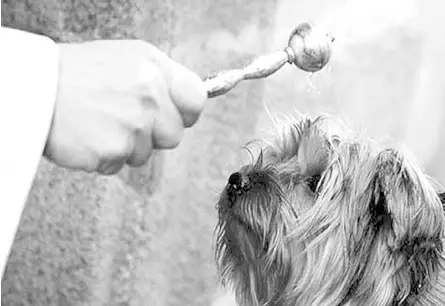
[0,27,60,276]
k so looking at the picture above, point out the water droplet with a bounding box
[307,72,325,96]
[306,73,315,93]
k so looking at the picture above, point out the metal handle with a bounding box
[203,22,335,98]
[204,48,295,98]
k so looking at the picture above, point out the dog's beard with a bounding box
[214,116,445,306]
[215,160,297,305]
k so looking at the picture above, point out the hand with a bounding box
[44,40,207,175]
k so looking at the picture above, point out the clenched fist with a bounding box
[44,39,207,175]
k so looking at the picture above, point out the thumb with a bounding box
[146,44,208,127]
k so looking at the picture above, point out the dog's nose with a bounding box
[228,172,243,186]
[228,172,251,194]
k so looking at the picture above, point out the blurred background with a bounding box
[2,0,445,305]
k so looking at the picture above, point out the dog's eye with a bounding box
[306,174,321,193]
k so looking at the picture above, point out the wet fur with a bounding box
[215,116,445,306]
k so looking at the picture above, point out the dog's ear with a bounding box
[295,120,331,179]
[371,148,444,301]
[373,148,444,242]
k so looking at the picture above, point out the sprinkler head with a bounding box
[287,22,335,72]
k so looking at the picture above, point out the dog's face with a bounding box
[215,116,445,306]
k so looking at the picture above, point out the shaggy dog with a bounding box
[214,115,445,306]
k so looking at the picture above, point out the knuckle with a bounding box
[139,89,161,112]
[129,104,156,140]
[131,119,147,136]
[136,64,158,89]
[134,62,165,109]
[129,110,151,135]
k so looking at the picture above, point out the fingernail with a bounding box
[98,161,125,175]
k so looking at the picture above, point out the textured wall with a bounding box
[2,0,445,305]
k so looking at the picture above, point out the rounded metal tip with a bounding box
[287,22,334,73]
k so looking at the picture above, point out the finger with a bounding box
[96,129,135,175]
[166,62,207,127]
[146,63,185,149]
[145,44,207,127]
[97,158,126,175]
[44,127,103,173]
[126,124,154,167]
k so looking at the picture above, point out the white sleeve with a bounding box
[0,27,59,276]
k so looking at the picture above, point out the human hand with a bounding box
[44,40,207,175]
